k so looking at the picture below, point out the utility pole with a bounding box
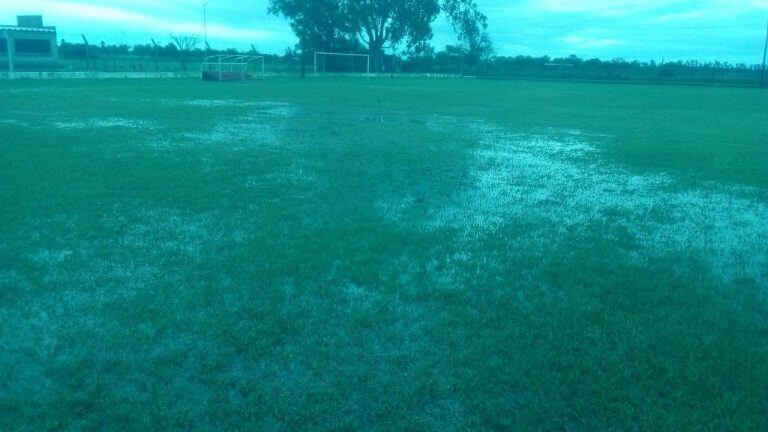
[151,39,160,72]
[4,30,13,78]
[761,21,768,88]
[101,41,107,71]
[81,34,90,70]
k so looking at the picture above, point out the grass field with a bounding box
[1,77,767,431]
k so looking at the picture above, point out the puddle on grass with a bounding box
[183,99,284,108]
[180,114,281,149]
[0,119,29,127]
[166,102,297,151]
[172,99,295,117]
[20,204,226,301]
[183,99,257,107]
[52,117,158,130]
[420,117,768,288]
[250,102,295,117]
[2,204,236,401]
[263,158,319,184]
[4,88,48,94]
[357,113,427,125]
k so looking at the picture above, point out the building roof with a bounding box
[0,25,56,33]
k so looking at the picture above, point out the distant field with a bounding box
[1,77,767,430]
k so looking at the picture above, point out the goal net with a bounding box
[201,55,264,81]
[314,52,370,76]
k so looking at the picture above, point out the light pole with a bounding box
[761,20,768,88]
[203,1,211,58]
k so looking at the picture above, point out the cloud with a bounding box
[654,0,764,21]
[2,0,766,62]
[656,10,713,21]
[532,0,677,16]
[563,35,623,48]
[1,0,276,41]
[533,0,767,18]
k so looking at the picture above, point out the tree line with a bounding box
[267,0,492,74]
[43,0,767,86]
[59,39,762,73]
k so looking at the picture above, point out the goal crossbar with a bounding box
[201,55,265,81]
[314,52,370,77]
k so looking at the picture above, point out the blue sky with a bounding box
[1,0,767,63]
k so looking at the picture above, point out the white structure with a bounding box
[314,52,370,76]
[201,55,264,81]
[1,15,59,75]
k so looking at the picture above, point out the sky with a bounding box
[1,0,767,64]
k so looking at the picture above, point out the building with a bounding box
[1,15,60,72]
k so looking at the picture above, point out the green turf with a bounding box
[1,77,767,431]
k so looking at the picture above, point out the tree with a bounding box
[268,0,352,75]
[402,44,436,73]
[435,44,466,73]
[132,44,154,59]
[346,0,441,69]
[169,33,199,71]
[268,0,487,72]
[283,46,299,72]
[442,0,493,68]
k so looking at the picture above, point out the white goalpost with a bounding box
[314,52,371,77]
[201,55,265,81]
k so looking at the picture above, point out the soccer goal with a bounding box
[314,52,371,77]
[201,55,265,81]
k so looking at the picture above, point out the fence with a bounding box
[0,71,198,80]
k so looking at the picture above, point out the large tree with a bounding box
[269,0,491,71]
[442,0,494,66]
[268,0,351,52]
[346,0,441,56]
[267,0,355,74]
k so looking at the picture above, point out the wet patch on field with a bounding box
[17,205,222,301]
[52,117,159,130]
[267,158,319,184]
[0,203,244,413]
[180,113,282,148]
[423,118,768,289]
[356,113,428,125]
[2,204,228,363]
[170,99,295,117]
[183,99,260,108]
[0,119,29,127]
[155,102,298,151]
[3,88,49,94]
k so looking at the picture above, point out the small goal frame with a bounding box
[201,55,264,81]
[314,52,371,77]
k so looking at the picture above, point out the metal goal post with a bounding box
[314,52,371,77]
[201,55,264,81]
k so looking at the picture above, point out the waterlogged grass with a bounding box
[1,77,767,430]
